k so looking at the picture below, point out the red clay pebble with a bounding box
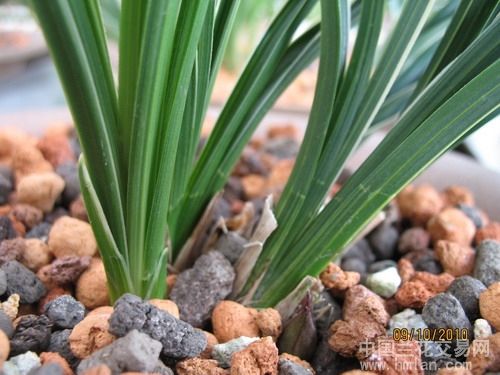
[17,172,65,213]
[69,196,88,222]
[0,238,25,263]
[48,216,97,258]
[69,312,115,358]
[22,239,52,271]
[37,132,75,168]
[397,258,415,282]
[329,319,386,358]
[427,208,476,246]
[479,281,500,330]
[435,240,475,277]
[398,227,431,254]
[443,185,475,206]
[267,124,298,140]
[176,358,228,375]
[467,332,500,374]
[343,285,390,326]
[241,174,267,199]
[320,263,360,295]
[475,222,500,243]
[212,301,260,343]
[397,185,444,226]
[230,336,279,375]
[255,308,282,341]
[12,144,53,183]
[76,258,109,309]
[395,272,454,308]
[11,204,43,230]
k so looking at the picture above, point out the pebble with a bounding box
[0,309,14,337]
[320,263,360,295]
[0,215,17,241]
[170,251,235,327]
[230,336,279,375]
[0,268,7,295]
[479,281,500,330]
[16,172,65,213]
[427,208,476,246]
[279,359,313,375]
[10,314,52,356]
[387,308,427,336]
[256,308,282,341]
[0,293,20,319]
[0,237,25,264]
[447,276,486,321]
[241,174,267,199]
[69,310,115,359]
[214,231,248,264]
[25,222,52,241]
[149,299,180,319]
[443,185,475,206]
[342,238,376,264]
[0,173,12,205]
[367,260,397,274]
[475,222,500,243]
[69,196,87,221]
[28,363,64,375]
[176,358,227,375]
[56,163,80,206]
[44,207,69,224]
[365,267,401,298]
[340,257,367,276]
[48,216,97,258]
[1,260,46,303]
[422,293,472,332]
[212,301,260,343]
[3,351,41,375]
[474,319,492,339]
[368,223,398,260]
[49,330,79,367]
[435,240,475,277]
[11,204,43,230]
[37,132,75,168]
[75,258,109,309]
[39,352,73,375]
[473,240,500,286]
[44,295,85,329]
[108,293,207,359]
[278,354,314,374]
[0,330,9,366]
[12,144,53,182]
[396,184,444,225]
[458,204,484,228]
[77,330,162,375]
[263,138,300,159]
[212,336,259,368]
[49,255,91,285]
[22,239,52,271]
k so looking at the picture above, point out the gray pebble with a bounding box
[312,290,342,334]
[213,336,259,368]
[170,251,235,327]
[447,276,486,321]
[473,240,500,286]
[44,295,85,329]
[215,231,247,264]
[0,268,7,295]
[422,293,472,332]
[1,260,46,303]
[10,314,52,356]
[77,330,162,375]
[310,338,359,375]
[340,257,367,276]
[474,318,492,339]
[0,216,17,241]
[388,308,427,336]
[404,249,442,275]
[279,359,313,375]
[458,204,484,228]
[48,329,79,367]
[368,223,398,260]
[342,238,376,264]
[0,309,14,337]
[25,222,52,241]
[27,363,63,375]
[2,351,41,375]
[56,163,80,205]
[368,260,397,274]
[108,293,207,359]
[398,227,430,254]
[0,173,12,205]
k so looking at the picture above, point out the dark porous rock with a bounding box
[368,260,398,274]
[0,216,17,241]
[279,358,313,375]
[27,363,64,375]
[340,257,367,276]
[0,309,14,337]
[77,330,162,375]
[49,329,79,367]
[56,162,80,206]
[44,295,85,329]
[214,231,247,264]
[404,249,443,275]
[44,208,69,224]
[0,173,12,205]
[398,227,431,254]
[48,255,91,285]
[422,293,472,333]
[368,223,399,260]
[108,293,207,359]
[10,314,52,355]
[0,238,26,264]
[1,260,46,303]
[25,222,52,241]
[170,251,235,327]
[447,276,486,321]
[264,138,300,159]
[342,238,376,264]
[0,268,6,295]
[473,240,500,286]
[457,203,484,228]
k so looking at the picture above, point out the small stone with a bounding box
[474,319,492,339]
[479,282,500,330]
[447,276,486,321]
[458,204,484,228]
[0,215,17,241]
[44,295,85,329]
[11,204,43,230]
[443,185,475,206]
[365,267,401,298]
[367,260,397,274]
[108,294,207,359]
[69,312,115,359]
[10,314,52,356]
[26,222,52,241]
[212,301,260,343]
[340,257,367,276]
[474,240,500,286]
[435,240,475,277]
[1,260,46,303]
[422,293,472,332]
[149,299,180,319]
[0,293,20,320]
[170,251,235,327]
[230,336,279,375]
[3,351,41,375]
[343,285,390,326]
[241,174,267,199]
[49,330,79,368]
[278,359,313,375]
[80,365,111,375]
[12,144,53,182]
[342,239,376,264]
[48,216,97,258]
[399,228,431,254]
[0,237,26,264]
[44,207,69,224]
[397,184,444,226]
[398,258,416,282]
[215,231,248,264]
[264,138,299,159]
[17,173,65,213]
[436,367,472,375]
[75,258,109,309]
[0,309,14,337]
[69,196,88,222]
[201,330,219,359]
[387,308,427,336]
[49,256,91,285]
[368,223,398,260]
[256,308,282,341]
[475,222,500,243]
[267,125,298,140]
[328,319,386,358]
[212,336,259,368]
[176,358,228,375]
[27,363,64,375]
[0,268,6,296]
[278,354,314,375]
[56,163,80,205]
[0,174,12,205]
[320,263,360,295]
[38,287,71,314]
[37,132,75,168]
[39,352,73,375]
[266,160,294,198]
[427,208,476,246]
[22,239,52,271]
[0,330,9,366]
[77,330,162,375]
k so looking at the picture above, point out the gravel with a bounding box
[0,173,12,205]
[365,267,401,298]
[1,260,46,303]
[25,222,52,241]
[3,351,41,375]
[10,314,52,356]
[212,336,259,368]
[473,240,500,286]
[474,318,493,339]
[0,309,14,337]
[447,276,486,321]
[368,223,399,260]
[398,227,430,254]
[422,293,472,332]
[108,293,207,359]
[0,268,7,295]
[0,216,17,241]
[48,256,91,285]
[457,203,484,228]
[27,363,63,375]
[279,358,313,375]
[340,257,367,276]
[263,138,300,159]
[404,249,443,275]
[387,308,427,336]
[214,231,247,264]
[56,162,80,206]
[44,295,85,329]
[170,251,235,327]
[367,260,398,274]
[48,329,79,367]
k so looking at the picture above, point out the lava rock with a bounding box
[170,251,235,327]
[279,358,313,375]
[342,238,376,264]
[212,336,258,368]
[0,309,14,337]
[0,173,12,205]
[48,329,79,368]
[447,276,486,321]
[77,330,162,375]
[422,293,472,333]
[365,267,401,298]
[44,295,85,329]
[2,351,41,375]
[458,203,484,228]
[1,260,46,303]
[368,223,398,260]
[55,162,80,206]
[0,238,25,264]
[10,314,52,356]
[367,260,398,274]
[473,240,500,286]
[27,363,63,375]
[108,293,207,359]
[0,268,7,295]
[25,222,52,241]
[0,216,17,241]
[214,231,247,264]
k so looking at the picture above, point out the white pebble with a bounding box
[366,266,401,298]
[474,318,492,339]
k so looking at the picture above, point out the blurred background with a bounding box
[0,0,499,172]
